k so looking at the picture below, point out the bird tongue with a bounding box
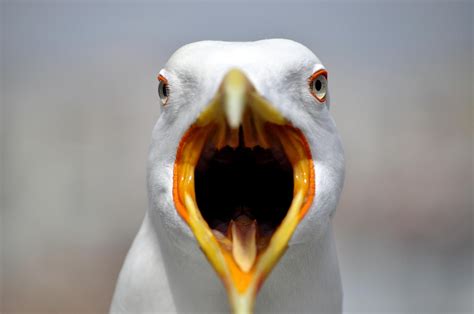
[211,214,258,273]
[229,215,257,272]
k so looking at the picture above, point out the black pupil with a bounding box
[315,79,322,91]
[161,83,168,97]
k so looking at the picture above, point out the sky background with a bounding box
[1,1,473,313]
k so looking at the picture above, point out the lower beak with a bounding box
[173,69,315,313]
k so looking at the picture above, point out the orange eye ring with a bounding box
[308,69,328,103]
[157,74,169,106]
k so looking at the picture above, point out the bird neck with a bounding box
[255,224,343,313]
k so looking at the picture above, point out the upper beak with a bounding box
[197,69,285,135]
[173,69,315,313]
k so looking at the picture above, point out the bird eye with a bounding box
[157,75,169,105]
[309,70,328,102]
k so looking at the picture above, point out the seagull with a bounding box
[110,39,345,314]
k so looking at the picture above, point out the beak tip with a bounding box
[227,118,242,130]
[224,99,246,129]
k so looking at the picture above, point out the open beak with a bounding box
[173,69,315,313]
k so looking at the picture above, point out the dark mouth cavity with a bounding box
[195,127,293,236]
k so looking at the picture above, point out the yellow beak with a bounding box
[173,69,315,313]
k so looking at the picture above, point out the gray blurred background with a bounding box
[1,1,472,313]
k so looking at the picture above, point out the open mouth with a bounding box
[173,69,315,313]
[195,132,293,257]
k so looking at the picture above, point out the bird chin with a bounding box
[172,69,315,313]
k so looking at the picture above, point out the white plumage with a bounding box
[111,39,345,313]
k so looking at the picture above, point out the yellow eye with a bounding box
[157,75,169,105]
[309,70,328,102]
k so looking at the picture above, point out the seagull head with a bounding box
[148,39,345,313]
